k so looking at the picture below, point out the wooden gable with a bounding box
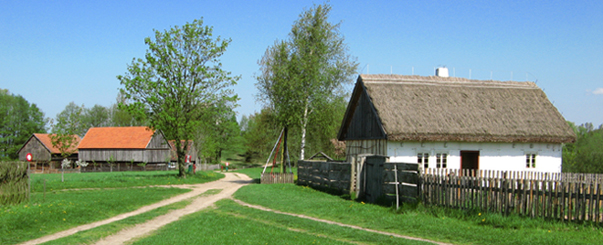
[337,79,386,141]
[18,135,52,162]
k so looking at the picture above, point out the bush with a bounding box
[0,161,29,205]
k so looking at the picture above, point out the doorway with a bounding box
[460,151,479,175]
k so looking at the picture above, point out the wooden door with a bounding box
[460,151,479,175]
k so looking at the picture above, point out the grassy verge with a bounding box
[131,199,428,245]
[31,170,224,192]
[0,187,190,244]
[234,184,603,245]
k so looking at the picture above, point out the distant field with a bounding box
[30,170,224,192]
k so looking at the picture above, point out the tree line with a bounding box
[562,122,603,173]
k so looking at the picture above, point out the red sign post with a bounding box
[26,153,33,162]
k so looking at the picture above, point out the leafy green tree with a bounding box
[50,103,83,167]
[83,104,111,128]
[197,104,242,163]
[255,3,358,162]
[110,91,146,127]
[563,122,603,173]
[241,109,280,163]
[0,89,47,159]
[54,102,87,137]
[118,19,239,177]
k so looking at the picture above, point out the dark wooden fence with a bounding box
[297,160,352,193]
[421,169,603,223]
[360,156,419,205]
[296,156,603,224]
[261,173,295,184]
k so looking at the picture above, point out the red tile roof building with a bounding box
[78,127,171,163]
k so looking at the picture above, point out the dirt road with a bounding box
[21,172,253,245]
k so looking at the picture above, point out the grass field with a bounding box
[131,198,428,245]
[30,170,224,192]
[0,187,190,244]
[2,170,223,244]
[7,169,603,244]
[232,184,603,245]
[42,200,191,245]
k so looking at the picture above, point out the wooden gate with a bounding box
[361,155,420,205]
[363,155,386,203]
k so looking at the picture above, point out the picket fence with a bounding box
[421,169,603,223]
[261,173,295,184]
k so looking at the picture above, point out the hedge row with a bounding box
[0,161,29,205]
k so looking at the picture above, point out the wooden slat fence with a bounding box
[421,169,603,223]
[297,160,352,193]
[261,173,295,184]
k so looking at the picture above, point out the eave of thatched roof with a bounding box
[338,74,576,144]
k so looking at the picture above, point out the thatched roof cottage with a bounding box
[338,73,575,173]
[78,127,171,164]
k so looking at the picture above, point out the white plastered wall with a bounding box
[386,141,562,173]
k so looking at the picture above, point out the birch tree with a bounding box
[256,3,358,160]
[118,19,239,177]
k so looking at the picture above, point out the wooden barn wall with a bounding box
[80,149,170,163]
[144,149,170,163]
[18,137,51,162]
[345,139,387,162]
[343,89,385,140]
[147,132,169,149]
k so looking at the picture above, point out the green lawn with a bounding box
[233,184,603,245]
[0,187,191,244]
[30,170,224,192]
[131,198,428,245]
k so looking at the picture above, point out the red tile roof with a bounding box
[34,133,81,154]
[78,127,156,149]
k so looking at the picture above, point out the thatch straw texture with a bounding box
[345,74,575,143]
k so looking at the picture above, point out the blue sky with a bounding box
[1,0,602,126]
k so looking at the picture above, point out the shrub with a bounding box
[0,161,29,205]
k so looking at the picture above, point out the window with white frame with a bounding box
[436,153,448,168]
[417,153,429,169]
[526,154,536,168]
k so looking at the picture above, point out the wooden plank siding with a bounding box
[298,160,352,193]
[339,85,386,141]
[79,149,170,163]
[18,137,51,162]
[345,139,387,162]
[148,132,170,148]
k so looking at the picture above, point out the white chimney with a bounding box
[436,67,449,77]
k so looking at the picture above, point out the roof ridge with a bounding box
[360,74,537,89]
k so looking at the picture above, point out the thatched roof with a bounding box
[338,74,575,143]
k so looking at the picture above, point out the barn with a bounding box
[337,73,576,173]
[78,127,171,167]
[17,133,81,171]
